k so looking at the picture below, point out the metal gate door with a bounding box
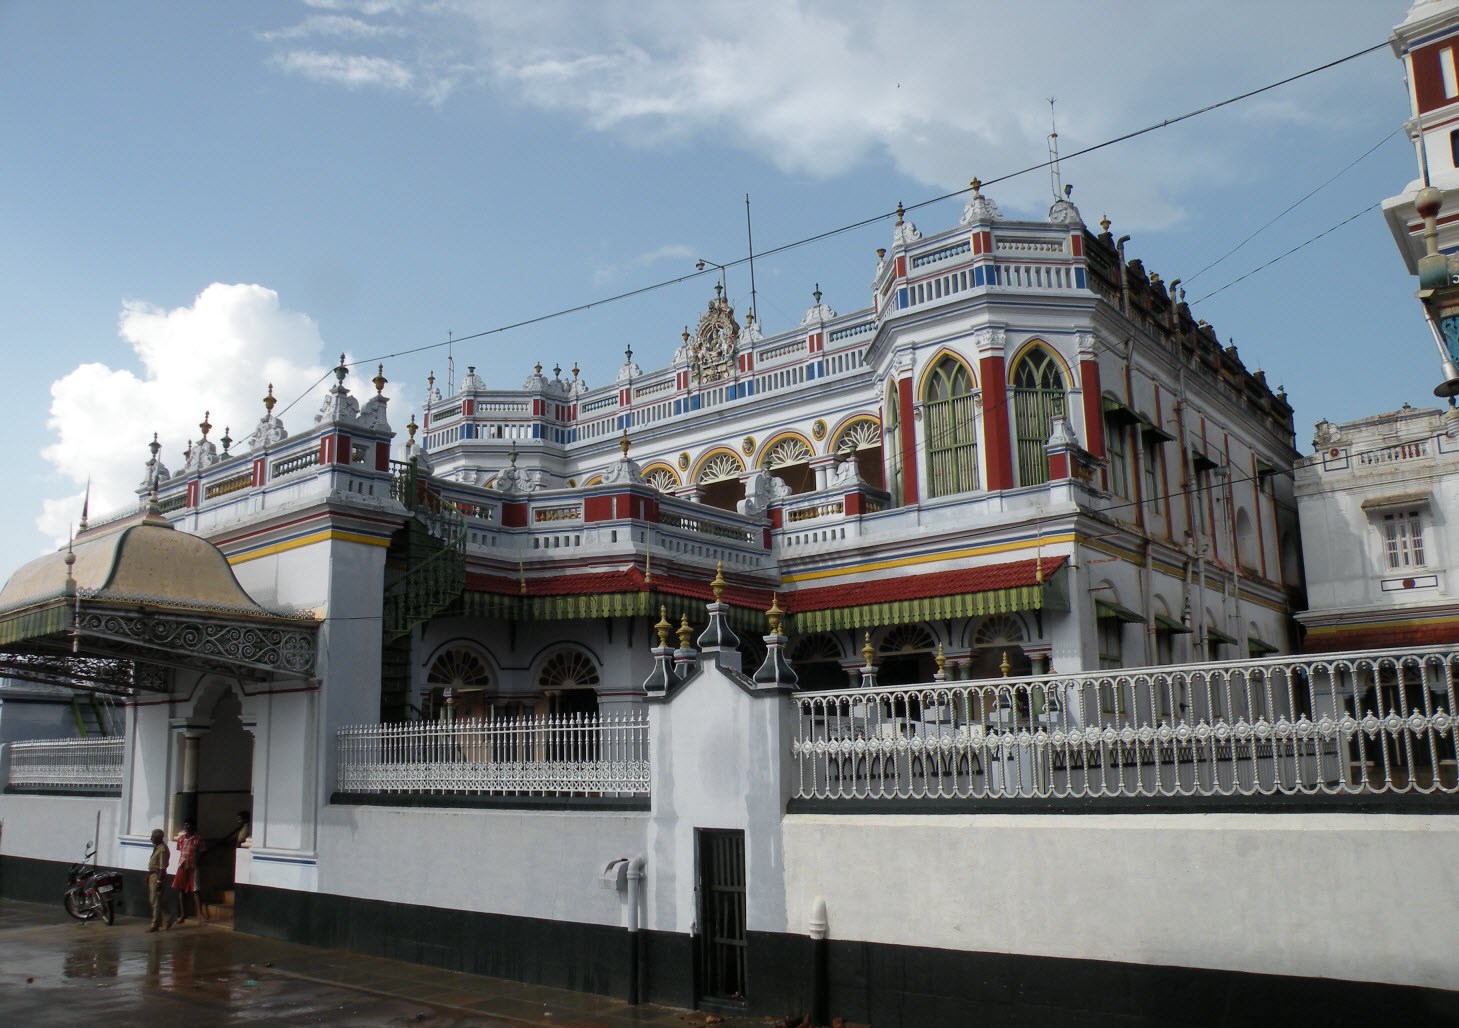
[697,828,747,1003]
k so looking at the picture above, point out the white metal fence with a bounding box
[4,737,125,793]
[793,647,1459,801]
[336,712,650,798]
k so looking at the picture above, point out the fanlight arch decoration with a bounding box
[759,434,814,469]
[425,646,492,690]
[829,416,881,454]
[640,463,681,493]
[879,624,937,654]
[973,614,1026,648]
[536,647,601,691]
[695,449,746,484]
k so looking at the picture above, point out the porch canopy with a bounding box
[0,504,318,695]
[785,556,1070,633]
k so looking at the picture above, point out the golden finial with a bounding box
[1099,214,1112,233]
[518,557,527,595]
[936,643,946,674]
[895,201,906,225]
[677,614,693,650]
[407,413,418,442]
[970,176,982,195]
[373,363,387,396]
[682,326,690,344]
[655,606,673,648]
[263,384,277,413]
[1000,650,1011,678]
[876,247,886,261]
[619,428,631,459]
[766,593,784,636]
[1035,552,1043,584]
[711,561,726,602]
[862,632,875,668]
[534,361,542,375]
[199,411,211,440]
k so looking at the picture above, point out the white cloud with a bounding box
[38,284,333,545]
[591,242,697,287]
[258,0,1395,229]
[271,49,415,91]
[259,14,408,42]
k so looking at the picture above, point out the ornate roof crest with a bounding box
[246,384,288,451]
[960,177,1003,225]
[315,354,361,425]
[800,285,837,327]
[689,285,739,385]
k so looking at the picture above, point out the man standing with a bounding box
[146,829,169,932]
[173,820,207,924]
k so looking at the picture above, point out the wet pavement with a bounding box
[0,900,792,1027]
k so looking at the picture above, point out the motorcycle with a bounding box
[63,845,123,926]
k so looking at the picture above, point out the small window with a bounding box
[1104,417,1130,498]
[1450,128,1459,169]
[1097,617,1123,671]
[1443,47,1458,100]
[1143,438,1161,515]
[1382,510,1426,569]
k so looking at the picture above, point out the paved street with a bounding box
[0,900,785,1027]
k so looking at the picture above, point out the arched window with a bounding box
[425,646,493,720]
[761,436,814,494]
[1011,347,1067,487]
[877,624,937,686]
[641,464,680,493]
[695,450,746,511]
[791,633,846,691]
[885,381,904,505]
[830,418,884,492]
[923,356,979,497]
[536,647,601,717]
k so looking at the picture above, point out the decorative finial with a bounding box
[625,344,633,364]
[970,176,982,195]
[184,439,193,462]
[335,353,348,386]
[534,361,542,375]
[766,593,784,636]
[263,384,277,413]
[427,370,435,390]
[711,561,726,602]
[1099,214,1111,233]
[655,606,673,647]
[199,411,212,440]
[895,201,905,224]
[373,364,387,396]
[407,413,418,442]
[553,363,561,379]
[149,433,161,461]
[936,643,945,674]
[715,282,724,302]
[677,614,693,650]
[79,480,90,531]
[221,426,232,456]
[619,428,631,459]
[862,632,875,668]
[876,247,886,261]
[682,326,690,344]
[571,361,580,380]
[508,446,518,467]
[1000,650,1011,678]
[813,284,822,306]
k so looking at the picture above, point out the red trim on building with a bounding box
[895,254,906,278]
[252,457,266,488]
[464,565,775,610]
[185,481,198,509]
[500,502,528,528]
[336,433,351,465]
[1079,358,1104,459]
[786,556,1066,614]
[1304,619,1459,653]
[463,399,474,417]
[1070,233,1084,257]
[1047,452,1068,480]
[979,355,1012,489]
[897,376,920,501]
[374,442,390,472]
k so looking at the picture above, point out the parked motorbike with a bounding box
[63,845,123,926]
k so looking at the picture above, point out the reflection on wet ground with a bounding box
[0,900,791,1027]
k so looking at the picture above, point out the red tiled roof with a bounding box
[783,556,1065,613]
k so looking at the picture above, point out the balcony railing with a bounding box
[335,711,649,798]
[4,738,125,794]
[793,646,1459,801]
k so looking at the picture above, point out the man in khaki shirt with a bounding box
[146,829,169,932]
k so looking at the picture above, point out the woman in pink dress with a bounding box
[172,820,208,924]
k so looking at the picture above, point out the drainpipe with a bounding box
[627,856,645,1004]
[808,896,829,1025]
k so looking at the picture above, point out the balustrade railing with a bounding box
[5,737,125,793]
[793,647,1459,801]
[336,711,650,798]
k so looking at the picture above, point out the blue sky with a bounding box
[0,1,1437,577]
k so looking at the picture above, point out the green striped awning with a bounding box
[0,603,69,647]
[460,590,766,632]
[1206,626,1238,645]
[789,584,1049,635]
[1095,600,1145,624]
[1153,612,1193,634]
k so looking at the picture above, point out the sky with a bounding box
[0,0,1441,578]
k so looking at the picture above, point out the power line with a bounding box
[1189,202,1379,305]
[273,40,1389,416]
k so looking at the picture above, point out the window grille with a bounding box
[1382,510,1426,569]
[923,357,979,497]
[1011,348,1066,487]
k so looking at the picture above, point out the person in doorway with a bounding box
[172,820,208,923]
[223,810,251,849]
[146,829,169,932]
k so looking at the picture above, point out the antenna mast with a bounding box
[447,330,455,394]
[1047,97,1064,201]
[745,193,758,324]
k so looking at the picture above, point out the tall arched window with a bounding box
[923,356,979,497]
[885,381,904,505]
[1011,347,1067,487]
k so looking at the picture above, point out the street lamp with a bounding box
[695,257,728,300]
[1410,186,1459,398]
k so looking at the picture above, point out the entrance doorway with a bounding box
[696,828,747,1006]
[193,687,253,911]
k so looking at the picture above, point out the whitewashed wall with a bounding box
[782,812,1459,990]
